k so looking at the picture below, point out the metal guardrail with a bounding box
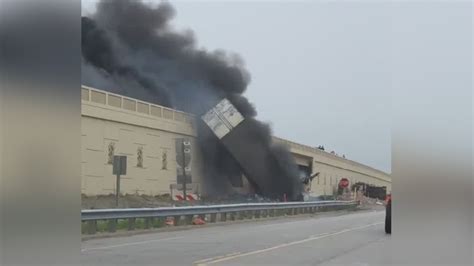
[82,201,355,221]
[81,201,357,235]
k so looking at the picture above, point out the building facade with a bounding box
[81,86,391,197]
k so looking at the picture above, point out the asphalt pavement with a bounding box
[81,210,391,265]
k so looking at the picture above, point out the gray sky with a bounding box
[82,0,391,173]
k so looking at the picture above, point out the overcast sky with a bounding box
[82,0,392,173]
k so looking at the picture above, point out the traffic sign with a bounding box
[113,155,127,175]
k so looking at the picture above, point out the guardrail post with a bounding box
[247,210,253,219]
[255,210,261,219]
[107,219,117,233]
[145,218,153,229]
[155,217,165,227]
[174,215,182,226]
[220,212,227,222]
[128,218,135,231]
[185,215,194,225]
[87,220,97,235]
[210,213,217,223]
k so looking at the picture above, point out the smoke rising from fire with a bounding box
[82,0,302,200]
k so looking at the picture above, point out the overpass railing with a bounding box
[81,201,357,235]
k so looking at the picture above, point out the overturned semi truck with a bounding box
[201,99,303,201]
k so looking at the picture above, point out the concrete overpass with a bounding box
[81,86,391,197]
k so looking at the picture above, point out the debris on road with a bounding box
[192,217,206,225]
[165,217,175,226]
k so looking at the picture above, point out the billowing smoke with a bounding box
[82,0,303,200]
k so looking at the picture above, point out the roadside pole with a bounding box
[176,138,192,202]
[116,173,120,207]
[113,156,127,207]
[182,140,187,201]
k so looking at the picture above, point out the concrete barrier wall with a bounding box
[81,86,203,196]
[273,137,391,196]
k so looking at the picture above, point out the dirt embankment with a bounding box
[82,194,175,209]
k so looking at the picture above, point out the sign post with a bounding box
[113,155,127,207]
[182,141,187,201]
[175,138,192,201]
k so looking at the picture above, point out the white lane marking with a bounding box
[197,222,383,265]
[81,236,183,252]
[211,211,383,235]
[194,252,242,265]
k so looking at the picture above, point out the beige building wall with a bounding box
[81,86,391,197]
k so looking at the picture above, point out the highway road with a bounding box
[81,210,391,265]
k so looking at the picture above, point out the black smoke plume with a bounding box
[82,0,303,200]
